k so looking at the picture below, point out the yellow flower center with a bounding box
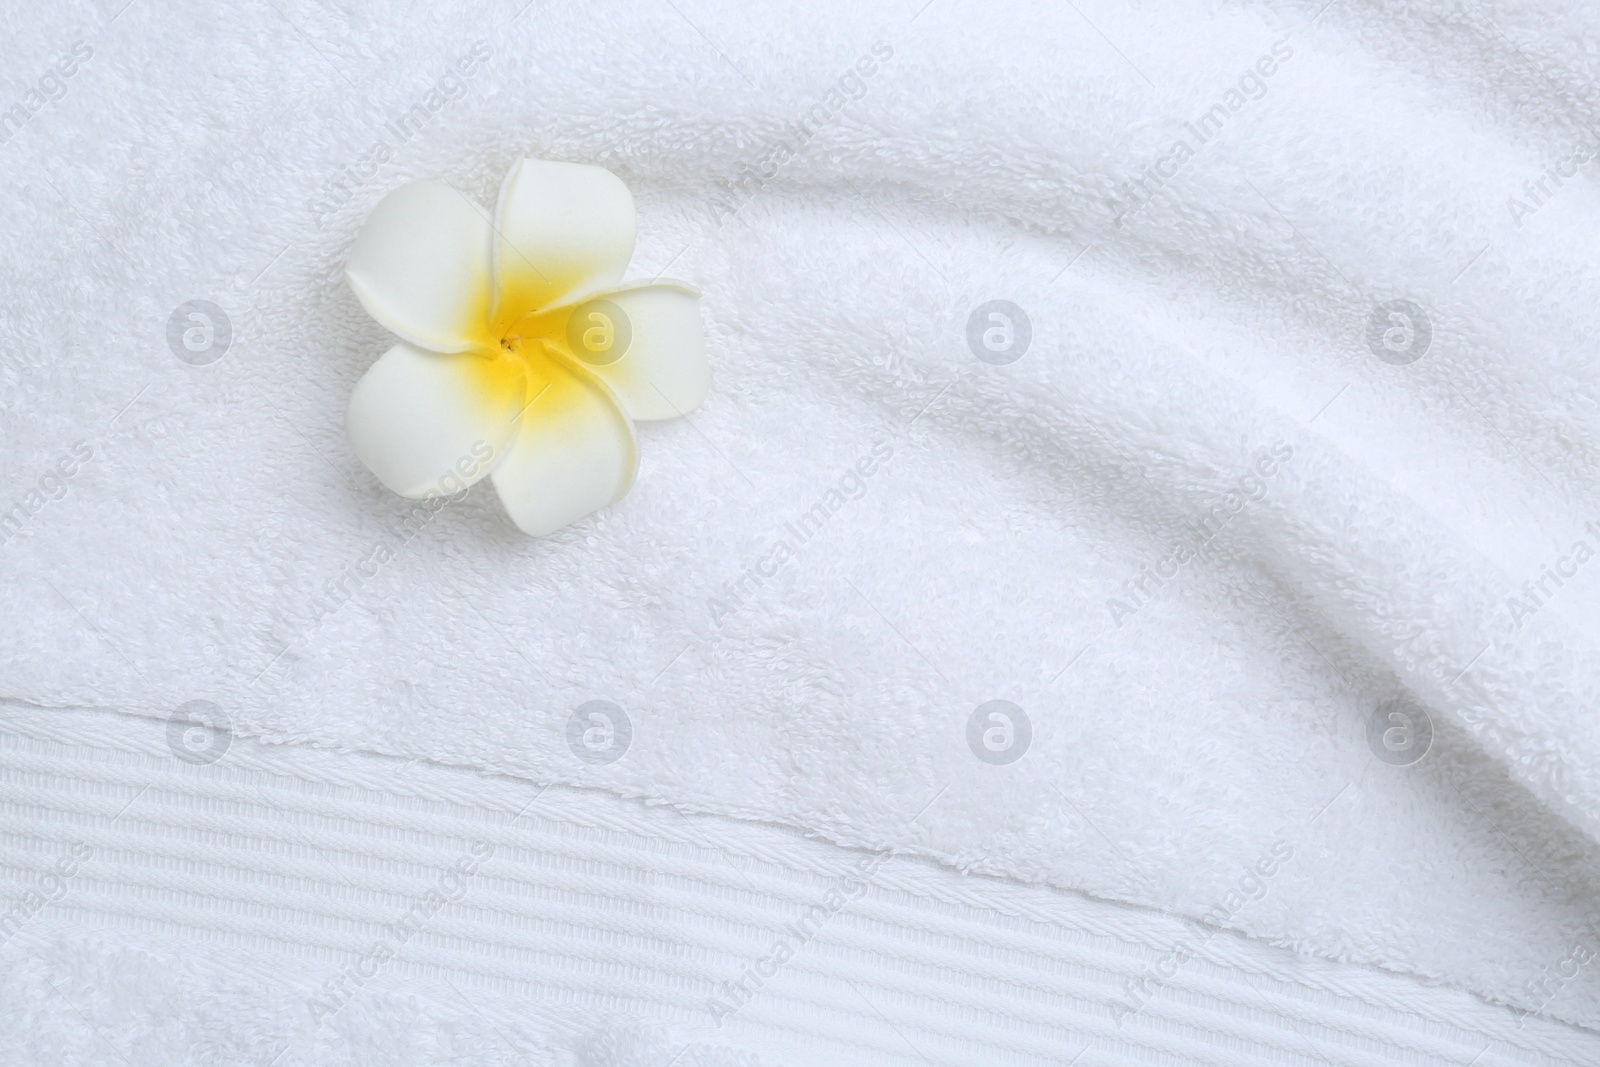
[460,287,597,428]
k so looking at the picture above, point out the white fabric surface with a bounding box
[3,701,1598,1066]
[3,0,1600,1055]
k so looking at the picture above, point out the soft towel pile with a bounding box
[1,0,1598,1061]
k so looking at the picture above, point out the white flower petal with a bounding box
[346,181,494,353]
[553,283,711,421]
[492,158,636,328]
[346,341,525,498]
[490,350,638,536]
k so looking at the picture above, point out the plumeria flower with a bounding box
[344,158,709,535]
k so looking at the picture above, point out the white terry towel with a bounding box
[2,0,1599,1036]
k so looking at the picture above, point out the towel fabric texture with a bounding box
[2,0,1599,1058]
[3,703,1598,1066]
